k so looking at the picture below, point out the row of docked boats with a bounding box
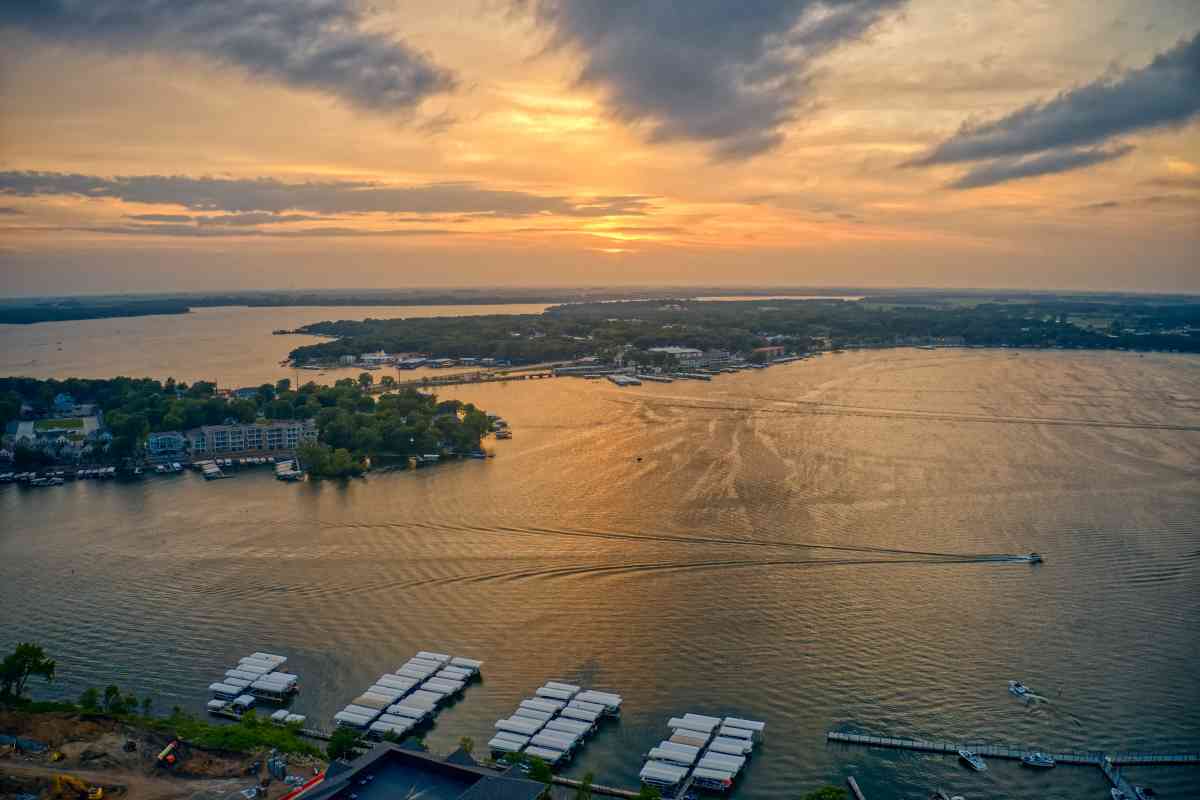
[333,651,483,740]
[640,713,765,794]
[1,466,118,485]
[490,681,622,768]
[207,651,303,720]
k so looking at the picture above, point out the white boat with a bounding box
[1021,751,1055,768]
[958,748,987,771]
[1009,680,1031,697]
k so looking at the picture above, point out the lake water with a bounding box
[0,304,551,388]
[2,345,1199,798]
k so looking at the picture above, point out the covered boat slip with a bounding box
[641,713,763,795]
[573,689,623,715]
[488,736,525,755]
[545,718,590,737]
[640,760,689,788]
[487,679,623,772]
[207,650,299,714]
[524,744,567,765]
[334,649,483,736]
[648,745,699,767]
[495,716,544,737]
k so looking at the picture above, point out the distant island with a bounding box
[5,286,1196,326]
[286,296,1200,367]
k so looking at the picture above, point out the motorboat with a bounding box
[1112,790,1131,800]
[1027,552,1044,563]
[1009,680,1032,697]
[958,748,987,771]
[1021,752,1055,768]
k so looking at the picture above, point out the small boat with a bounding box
[1009,680,1032,697]
[930,792,951,800]
[1112,790,1131,800]
[1021,752,1055,768]
[1027,551,1044,563]
[958,748,987,771]
[1132,788,1156,800]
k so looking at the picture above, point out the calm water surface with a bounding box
[0,303,550,388]
[2,349,1199,799]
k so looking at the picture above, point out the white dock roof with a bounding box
[560,706,599,724]
[487,737,524,754]
[678,714,720,731]
[494,716,543,736]
[535,686,576,701]
[342,704,383,719]
[385,704,429,720]
[415,651,451,664]
[709,736,753,756]
[699,752,745,773]
[723,716,765,732]
[520,698,564,713]
[545,718,590,736]
[449,656,482,671]
[543,681,581,693]
[523,745,565,764]
[514,708,553,723]
[421,677,464,694]
[648,746,697,766]
[531,732,578,751]
[718,724,754,741]
[566,700,604,715]
[491,731,530,746]
[640,761,687,785]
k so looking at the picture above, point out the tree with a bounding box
[0,642,56,700]
[458,736,474,755]
[801,788,848,800]
[526,756,553,782]
[326,728,362,761]
[574,773,594,799]
[78,687,100,711]
[276,378,291,393]
[102,685,123,713]
[358,372,373,388]
[636,787,662,800]
[379,375,396,388]
[142,696,153,716]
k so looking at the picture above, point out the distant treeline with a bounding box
[0,299,194,324]
[287,297,1200,364]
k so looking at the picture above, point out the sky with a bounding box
[1,0,1198,296]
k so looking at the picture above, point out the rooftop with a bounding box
[301,744,547,800]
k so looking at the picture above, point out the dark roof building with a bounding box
[300,743,548,800]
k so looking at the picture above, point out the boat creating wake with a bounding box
[332,519,1043,568]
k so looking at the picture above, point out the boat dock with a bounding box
[827,731,1199,795]
[385,369,556,390]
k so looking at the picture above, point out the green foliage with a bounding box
[458,736,474,754]
[326,727,363,761]
[154,708,322,758]
[801,787,848,800]
[525,755,553,782]
[575,772,594,799]
[0,642,56,700]
[78,688,100,711]
[636,787,662,800]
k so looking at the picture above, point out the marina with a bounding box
[333,651,482,740]
[207,651,301,719]
[489,680,622,769]
[640,713,764,796]
[826,731,1198,798]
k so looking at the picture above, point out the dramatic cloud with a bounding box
[78,224,456,238]
[129,212,326,226]
[522,0,903,159]
[914,32,1200,188]
[949,145,1134,190]
[0,0,456,112]
[0,171,654,218]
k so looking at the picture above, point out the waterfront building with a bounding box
[53,393,76,414]
[360,350,395,366]
[301,743,547,800]
[147,431,187,458]
[187,419,317,455]
[648,346,705,367]
[753,345,786,358]
[338,355,358,366]
[230,387,261,400]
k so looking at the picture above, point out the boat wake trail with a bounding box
[325,519,1037,566]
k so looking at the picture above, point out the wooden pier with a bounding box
[828,731,1199,794]
[382,369,557,391]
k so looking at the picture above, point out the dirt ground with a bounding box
[0,712,322,800]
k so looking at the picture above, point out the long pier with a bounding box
[828,731,1199,795]
[382,369,556,390]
